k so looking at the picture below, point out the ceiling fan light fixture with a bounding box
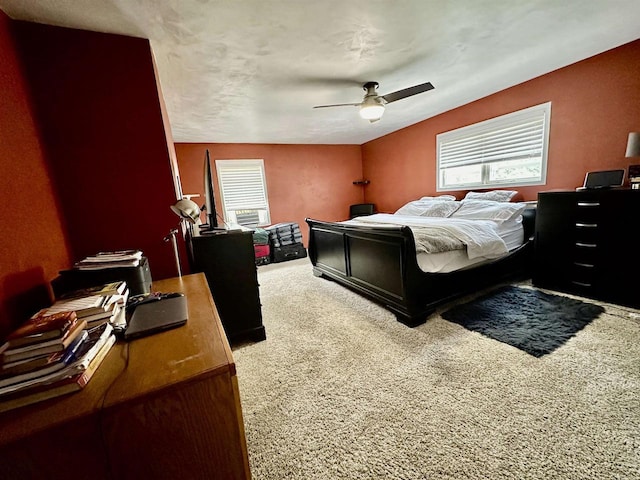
[359,98,385,120]
[314,80,433,122]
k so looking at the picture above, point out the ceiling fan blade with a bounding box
[313,103,361,109]
[381,82,434,104]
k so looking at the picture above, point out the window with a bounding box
[215,159,271,227]
[437,102,551,191]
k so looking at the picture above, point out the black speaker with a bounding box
[349,203,375,219]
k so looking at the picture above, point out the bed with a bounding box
[305,193,536,327]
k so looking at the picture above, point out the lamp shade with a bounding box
[359,97,385,120]
[170,198,201,224]
[625,132,640,157]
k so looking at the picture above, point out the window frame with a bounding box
[215,159,271,227]
[436,102,551,192]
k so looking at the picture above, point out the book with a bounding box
[61,322,114,371]
[0,334,116,413]
[4,311,78,349]
[73,333,115,381]
[35,294,110,319]
[84,303,125,329]
[107,304,127,332]
[0,330,89,388]
[73,251,143,270]
[80,308,116,325]
[107,288,130,306]
[1,319,87,364]
[1,352,63,377]
[94,250,142,260]
[58,280,127,300]
[74,259,141,270]
[0,328,88,378]
[75,299,118,321]
[0,322,113,398]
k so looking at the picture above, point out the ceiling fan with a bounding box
[313,81,434,122]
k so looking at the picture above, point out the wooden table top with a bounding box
[0,273,233,445]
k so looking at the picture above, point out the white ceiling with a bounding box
[1,0,639,145]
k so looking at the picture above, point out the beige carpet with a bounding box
[233,258,640,480]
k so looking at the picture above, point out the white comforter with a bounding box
[346,214,508,260]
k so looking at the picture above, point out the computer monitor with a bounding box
[200,149,225,232]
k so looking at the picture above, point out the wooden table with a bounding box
[0,273,251,480]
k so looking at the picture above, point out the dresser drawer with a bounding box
[575,201,602,223]
[573,228,600,247]
[569,261,599,289]
[573,200,602,260]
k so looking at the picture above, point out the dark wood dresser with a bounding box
[533,189,639,308]
[0,273,251,480]
[189,229,266,343]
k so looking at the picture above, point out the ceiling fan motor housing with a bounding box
[359,83,386,120]
[363,81,379,95]
[361,81,386,115]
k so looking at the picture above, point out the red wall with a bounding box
[174,143,363,252]
[14,22,180,280]
[362,39,640,212]
[0,12,71,337]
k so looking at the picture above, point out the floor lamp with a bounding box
[163,228,182,277]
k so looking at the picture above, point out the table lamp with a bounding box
[170,198,201,224]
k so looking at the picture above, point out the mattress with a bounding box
[417,216,524,273]
[344,213,525,274]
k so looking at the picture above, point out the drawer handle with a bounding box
[577,202,600,207]
[575,242,597,248]
[575,223,598,228]
[573,262,594,268]
[571,280,592,287]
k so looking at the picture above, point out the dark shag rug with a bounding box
[441,285,605,357]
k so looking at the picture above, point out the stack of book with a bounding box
[73,250,143,270]
[49,280,129,331]
[0,312,116,412]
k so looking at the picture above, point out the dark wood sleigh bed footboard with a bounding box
[305,208,536,327]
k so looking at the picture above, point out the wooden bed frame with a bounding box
[305,208,536,327]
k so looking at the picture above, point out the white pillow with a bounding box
[419,201,461,217]
[419,195,457,201]
[450,199,527,222]
[395,199,460,217]
[464,190,517,202]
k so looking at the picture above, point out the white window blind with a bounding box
[437,102,550,191]
[215,159,271,226]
